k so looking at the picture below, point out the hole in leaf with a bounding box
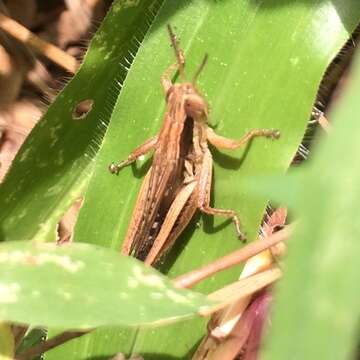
[72,99,94,120]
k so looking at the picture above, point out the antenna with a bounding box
[192,53,208,84]
[167,24,185,81]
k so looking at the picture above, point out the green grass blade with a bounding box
[0,0,163,242]
[50,0,360,359]
[261,49,360,360]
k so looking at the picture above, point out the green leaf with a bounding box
[261,50,360,360]
[0,241,212,329]
[0,0,163,242]
[48,1,360,359]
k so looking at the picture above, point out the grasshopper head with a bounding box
[184,84,209,120]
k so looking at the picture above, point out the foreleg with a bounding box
[109,136,158,174]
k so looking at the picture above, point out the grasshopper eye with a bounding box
[185,95,208,119]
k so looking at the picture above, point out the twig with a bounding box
[0,12,79,73]
[173,224,293,289]
[16,331,88,360]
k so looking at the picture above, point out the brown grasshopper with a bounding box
[109,25,280,265]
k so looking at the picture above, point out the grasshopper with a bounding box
[109,25,280,265]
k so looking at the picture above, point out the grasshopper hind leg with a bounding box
[199,205,245,241]
[198,150,246,241]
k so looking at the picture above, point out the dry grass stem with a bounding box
[0,13,78,73]
[173,224,293,289]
